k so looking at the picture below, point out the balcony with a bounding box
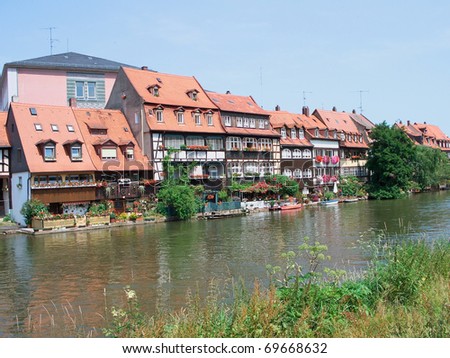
[95,182,153,200]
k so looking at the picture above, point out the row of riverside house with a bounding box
[1,52,450,225]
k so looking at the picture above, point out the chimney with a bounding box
[352,109,356,114]
[69,97,77,107]
[141,66,148,70]
[226,90,231,94]
[302,106,310,117]
[407,120,410,126]
[332,106,337,112]
[275,105,280,111]
[424,121,427,124]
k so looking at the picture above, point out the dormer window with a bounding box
[243,118,249,128]
[333,130,337,139]
[315,128,319,137]
[299,128,304,139]
[206,113,213,126]
[187,89,199,101]
[340,132,345,141]
[71,144,82,161]
[101,147,117,160]
[224,116,231,126]
[250,118,256,128]
[236,117,243,127]
[44,143,56,161]
[291,128,297,139]
[324,129,328,138]
[126,147,134,160]
[176,108,185,124]
[259,119,265,129]
[148,84,160,97]
[281,127,286,138]
[193,110,201,125]
[51,124,59,132]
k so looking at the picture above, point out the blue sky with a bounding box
[2,0,450,135]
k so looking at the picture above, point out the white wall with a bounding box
[10,172,29,226]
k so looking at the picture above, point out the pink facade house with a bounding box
[0,52,137,111]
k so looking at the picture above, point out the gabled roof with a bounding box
[267,110,312,146]
[4,52,137,72]
[413,122,450,141]
[0,112,10,148]
[313,109,359,133]
[396,122,423,137]
[72,108,152,171]
[206,92,269,116]
[349,112,375,130]
[122,67,216,108]
[9,103,96,173]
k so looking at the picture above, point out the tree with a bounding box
[156,185,201,220]
[366,122,416,199]
[412,146,450,189]
[20,199,49,226]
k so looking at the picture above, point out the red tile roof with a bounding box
[72,108,152,171]
[206,92,269,115]
[413,123,450,141]
[313,109,360,133]
[144,105,225,134]
[10,103,97,173]
[0,112,10,147]
[268,110,312,146]
[123,67,218,109]
[224,126,280,137]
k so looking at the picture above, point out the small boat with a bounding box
[319,199,339,206]
[343,198,358,203]
[280,203,303,211]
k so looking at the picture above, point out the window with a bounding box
[259,138,272,151]
[303,149,312,158]
[126,148,134,160]
[34,123,42,131]
[101,147,117,160]
[244,162,258,174]
[67,124,75,132]
[156,109,164,122]
[243,137,257,149]
[165,135,184,149]
[291,128,297,139]
[259,162,273,175]
[293,169,302,178]
[71,144,82,161]
[134,112,140,124]
[176,110,185,124]
[303,168,312,178]
[207,137,223,150]
[283,168,292,177]
[236,117,243,127]
[315,128,319,137]
[324,129,329,138]
[226,137,242,150]
[224,116,231,126]
[259,119,265,129]
[281,127,286,138]
[282,148,292,159]
[250,118,256,128]
[243,118,249,128]
[293,149,302,158]
[334,130,337,139]
[228,162,242,176]
[30,107,37,115]
[186,136,204,146]
[194,112,201,125]
[340,132,345,141]
[44,143,56,160]
[299,128,304,139]
[76,81,97,100]
[51,124,59,132]
[206,113,213,126]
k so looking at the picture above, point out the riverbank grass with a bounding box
[103,238,449,338]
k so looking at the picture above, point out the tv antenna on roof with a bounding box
[41,27,58,55]
[302,91,312,107]
[354,90,369,113]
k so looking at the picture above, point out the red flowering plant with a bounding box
[315,155,323,163]
[323,174,331,183]
[331,155,340,165]
[322,155,330,164]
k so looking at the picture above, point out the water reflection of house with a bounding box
[0,112,10,215]
[107,67,225,189]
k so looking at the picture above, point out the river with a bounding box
[1,191,449,337]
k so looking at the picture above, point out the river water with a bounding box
[1,191,449,337]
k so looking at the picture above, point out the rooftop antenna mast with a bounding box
[42,27,58,55]
[303,91,312,107]
[354,90,369,113]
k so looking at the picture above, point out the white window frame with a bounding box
[156,109,164,123]
[258,119,265,129]
[259,138,272,151]
[282,148,292,159]
[206,113,213,126]
[293,169,302,178]
[281,127,286,138]
[250,118,256,128]
[299,128,304,139]
[177,110,185,124]
[194,112,201,125]
[101,147,117,160]
[71,144,82,161]
[291,128,297,139]
[44,144,56,160]
[283,168,292,177]
[226,137,242,150]
[303,149,312,158]
[224,116,231,126]
[236,117,243,127]
[293,149,302,158]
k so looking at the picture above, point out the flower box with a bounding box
[87,215,110,226]
[32,218,75,230]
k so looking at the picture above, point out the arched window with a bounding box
[293,149,302,158]
[293,169,302,178]
[283,168,292,177]
[303,149,312,158]
[259,162,273,175]
[303,168,312,178]
[226,137,242,150]
[282,148,292,159]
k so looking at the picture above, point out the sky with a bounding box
[2,0,450,135]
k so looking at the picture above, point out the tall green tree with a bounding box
[412,146,449,189]
[366,122,416,199]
